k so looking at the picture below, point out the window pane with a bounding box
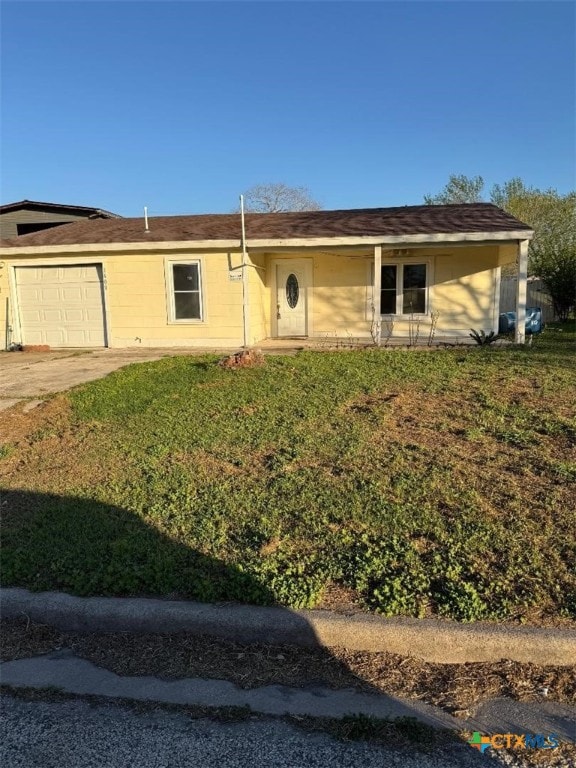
[381,290,396,314]
[403,288,425,314]
[381,265,397,289]
[402,264,426,314]
[173,264,199,291]
[380,265,397,314]
[286,274,299,308]
[175,292,201,319]
[403,264,426,289]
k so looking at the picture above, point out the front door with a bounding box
[276,260,309,337]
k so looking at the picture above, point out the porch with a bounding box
[248,239,530,346]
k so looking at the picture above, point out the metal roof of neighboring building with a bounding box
[0,199,121,219]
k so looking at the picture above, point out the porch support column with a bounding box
[373,244,382,346]
[515,239,529,344]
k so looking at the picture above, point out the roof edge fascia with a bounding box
[0,230,534,256]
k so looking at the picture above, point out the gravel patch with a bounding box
[4,693,573,768]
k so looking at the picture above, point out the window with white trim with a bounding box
[167,261,203,321]
[381,263,428,315]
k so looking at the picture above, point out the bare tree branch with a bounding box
[235,183,322,213]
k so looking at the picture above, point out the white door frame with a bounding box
[271,257,313,338]
[8,259,110,348]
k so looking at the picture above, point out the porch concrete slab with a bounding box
[3,588,575,666]
[1,653,574,741]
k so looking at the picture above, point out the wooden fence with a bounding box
[500,277,556,323]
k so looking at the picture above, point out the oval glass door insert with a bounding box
[286,273,299,308]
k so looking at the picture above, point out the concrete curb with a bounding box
[2,587,575,665]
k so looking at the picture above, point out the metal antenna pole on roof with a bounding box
[240,195,250,349]
[144,207,150,233]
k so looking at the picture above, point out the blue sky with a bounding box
[1,1,574,216]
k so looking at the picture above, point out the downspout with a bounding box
[240,195,250,348]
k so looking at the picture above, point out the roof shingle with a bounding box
[0,203,531,248]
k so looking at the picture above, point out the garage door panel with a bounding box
[44,329,67,346]
[15,268,41,285]
[60,266,100,283]
[66,330,101,345]
[63,309,84,322]
[82,288,104,305]
[40,287,62,302]
[43,309,65,323]
[60,286,84,302]
[16,264,106,348]
[86,308,105,322]
[20,309,42,324]
[17,286,40,303]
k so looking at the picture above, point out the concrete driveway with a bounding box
[0,349,220,407]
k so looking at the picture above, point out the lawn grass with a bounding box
[1,324,575,623]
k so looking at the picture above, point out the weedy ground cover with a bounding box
[2,323,574,623]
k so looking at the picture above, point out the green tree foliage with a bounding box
[424,174,484,205]
[530,245,576,321]
[490,178,575,255]
[425,175,576,318]
[491,179,575,319]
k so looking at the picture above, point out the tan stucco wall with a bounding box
[0,243,510,350]
[264,245,502,340]
[247,253,269,345]
[2,250,249,349]
[264,251,372,338]
[105,251,247,347]
[432,247,500,336]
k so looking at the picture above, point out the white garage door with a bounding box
[15,264,107,347]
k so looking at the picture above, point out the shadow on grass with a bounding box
[3,489,557,757]
[0,491,470,736]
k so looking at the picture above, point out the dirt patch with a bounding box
[364,384,576,510]
[2,618,574,717]
[219,349,265,369]
[0,397,122,515]
[317,582,365,614]
[0,395,70,448]
[168,449,247,480]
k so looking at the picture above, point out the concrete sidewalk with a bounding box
[2,587,575,665]
[2,651,574,742]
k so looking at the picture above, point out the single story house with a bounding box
[0,199,121,240]
[0,203,533,350]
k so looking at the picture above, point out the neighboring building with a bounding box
[0,200,121,240]
[0,204,533,349]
